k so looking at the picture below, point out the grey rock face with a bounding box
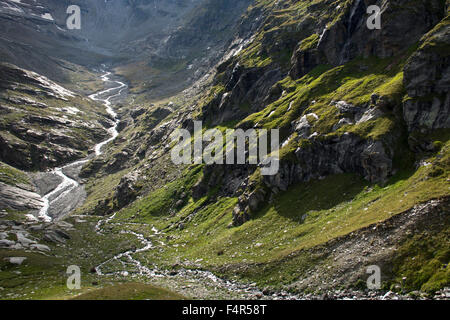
[267,133,392,188]
[232,133,394,227]
[202,66,283,126]
[403,18,450,131]
[0,182,43,211]
[231,188,267,226]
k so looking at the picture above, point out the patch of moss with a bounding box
[392,229,450,293]
[0,162,30,186]
[299,33,320,51]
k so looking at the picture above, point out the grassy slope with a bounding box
[109,140,448,292]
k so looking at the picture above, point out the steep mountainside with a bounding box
[0,0,449,300]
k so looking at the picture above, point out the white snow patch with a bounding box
[41,13,54,21]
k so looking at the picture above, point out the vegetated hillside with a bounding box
[80,0,449,294]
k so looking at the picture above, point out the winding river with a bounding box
[37,72,127,222]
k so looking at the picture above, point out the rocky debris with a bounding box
[1,229,51,252]
[0,210,76,254]
[0,239,15,248]
[0,182,44,211]
[434,288,450,299]
[15,231,37,247]
[283,197,449,293]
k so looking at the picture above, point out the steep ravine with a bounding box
[34,72,127,222]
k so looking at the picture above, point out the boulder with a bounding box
[4,257,27,265]
[114,171,141,209]
[0,182,44,211]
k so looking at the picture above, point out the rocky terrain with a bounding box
[0,0,449,300]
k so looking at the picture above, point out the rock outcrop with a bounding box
[403,16,450,132]
[0,182,43,211]
[114,171,142,209]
